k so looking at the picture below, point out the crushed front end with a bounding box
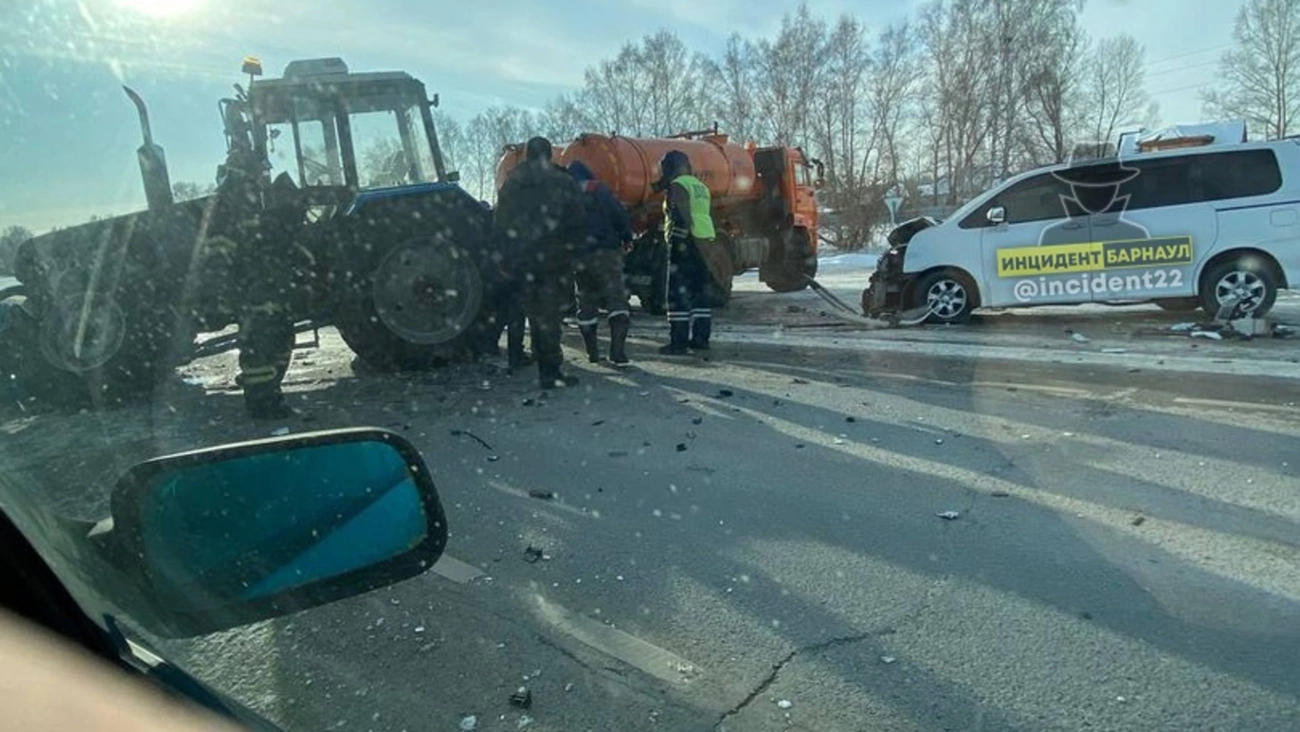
[860,216,938,317]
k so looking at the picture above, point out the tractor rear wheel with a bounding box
[334,231,490,371]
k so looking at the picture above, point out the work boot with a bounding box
[506,318,531,368]
[539,370,580,389]
[689,312,712,351]
[608,313,631,367]
[658,319,690,355]
[507,348,534,369]
[579,323,604,363]
[245,389,292,420]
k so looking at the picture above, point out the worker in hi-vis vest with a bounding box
[657,150,721,356]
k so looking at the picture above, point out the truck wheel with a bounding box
[912,269,976,324]
[1153,297,1199,312]
[761,229,816,293]
[1198,256,1279,319]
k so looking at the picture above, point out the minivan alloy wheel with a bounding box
[926,278,968,319]
[1213,270,1266,313]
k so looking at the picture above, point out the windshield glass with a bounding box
[2,1,1298,731]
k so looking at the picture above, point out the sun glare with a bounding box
[114,0,205,19]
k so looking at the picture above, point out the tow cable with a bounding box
[803,276,932,329]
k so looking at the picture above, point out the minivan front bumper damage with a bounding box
[860,216,938,317]
[861,246,908,316]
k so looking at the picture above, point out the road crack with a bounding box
[714,631,885,729]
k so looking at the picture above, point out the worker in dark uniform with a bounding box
[567,161,633,367]
[212,139,297,419]
[657,150,721,355]
[477,199,533,370]
[492,136,586,389]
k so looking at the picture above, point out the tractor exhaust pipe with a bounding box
[123,86,174,211]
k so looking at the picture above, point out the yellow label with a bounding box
[996,236,1193,277]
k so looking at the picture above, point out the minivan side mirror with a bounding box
[102,428,447,638]
[986,206,1006,225]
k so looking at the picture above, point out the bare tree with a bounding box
[1081,34,1151,147]
[0,225,33,275]
[171,181,216,201]
[1203,0,1300,138]
[432,111,465,175]
[749,3,828,145]
[572,31,711,136]
[1022,15,1090,164]
[711,34,759,142]
[864,23,920,189]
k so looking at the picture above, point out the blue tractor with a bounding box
[0,57,500,407]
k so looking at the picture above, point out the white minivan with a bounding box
[862,140,1300,323]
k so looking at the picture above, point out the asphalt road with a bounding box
[3,311,1297,732]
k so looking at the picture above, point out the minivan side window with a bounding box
[959,173,1071,228]
[1196,149,1282,201]
[1123,157,1194,210]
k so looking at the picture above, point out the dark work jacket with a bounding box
[568,162,632,253]
[492,160,586,280]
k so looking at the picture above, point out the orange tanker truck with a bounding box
[495,128,822,312]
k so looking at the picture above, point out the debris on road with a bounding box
[270,426,291,437]
[1170,322,1197,332]
[1190,330,1223,341]
[990,491,1010,498]
[936,510,961,520]
[591,419,605,426]
[460,715,478,731]
[509,687,532,709]
[676,443,688,452]
[776,699,794,710]
[451,428,495,451]
[1069,332,1090,343]
[934,438,944,445]
[527,489,554,500]
[1131,515,1146,527]
[691,416,703,425]
[517,715,533,729]
[792,377,810,384]
[845,416,857,423]
[881,655,897,664]
[523,546,544,564]
[717,389,735,398]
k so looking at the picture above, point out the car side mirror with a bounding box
[105,428,447,638]
[986,206,1006,225]
[447,170,460,184]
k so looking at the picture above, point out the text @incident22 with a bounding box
[997,237,1194,303]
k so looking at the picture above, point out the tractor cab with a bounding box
[219,57,456,211]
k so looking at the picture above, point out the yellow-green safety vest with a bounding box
[664,174,716,241]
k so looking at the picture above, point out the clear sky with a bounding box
[0,0,1240,232]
